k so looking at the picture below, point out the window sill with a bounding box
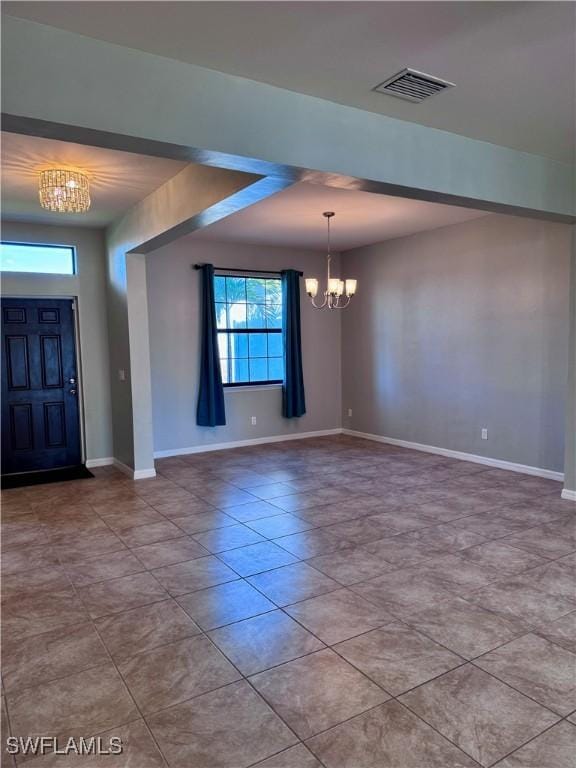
[224,383,283,393]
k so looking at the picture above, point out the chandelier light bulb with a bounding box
[304,212,358,310]
[39,169,91,214]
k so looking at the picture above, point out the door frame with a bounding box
[1,293,88,466]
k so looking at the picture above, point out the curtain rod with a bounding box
[192,264,303,276]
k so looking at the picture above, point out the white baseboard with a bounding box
[112,459,156,481]
[561,489,576,502]
[85,457,114,468]
[153,428,343,459]
[342,429,564,482]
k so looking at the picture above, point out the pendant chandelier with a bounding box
[39,169,91,214]
[305,212,357,310]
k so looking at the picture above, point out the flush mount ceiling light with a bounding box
[38,169,91,213]
[305,212,357,310]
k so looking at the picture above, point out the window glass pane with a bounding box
[215,303,228,329]
[266,279,282,304]
[229,333,248,358]
[220,357,230,384]
[217,332,229,360]
[0,243,75,275]
[268,333,283,357]
[228,303,247,329]
[249,358,267,382]
[246,278,266,303]
[214,276,227,303]
[268,358,284,381]
[226,277,246,303]
[246,303,265,329]
[266,303,283,329]
[230,358,249,383]
[248,333,267,358]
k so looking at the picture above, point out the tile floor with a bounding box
[1,435,575,767]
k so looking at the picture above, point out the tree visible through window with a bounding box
[214,275,284,386]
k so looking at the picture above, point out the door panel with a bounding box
[1,298,82,474]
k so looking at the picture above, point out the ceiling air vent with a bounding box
[373,68,455,103]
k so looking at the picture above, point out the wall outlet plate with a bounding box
[251,416,257,425]
[481,428,488,440]
[347,409,353,417]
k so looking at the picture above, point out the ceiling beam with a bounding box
[2,16,574,223]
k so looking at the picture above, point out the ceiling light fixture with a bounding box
[305,212,357,310]
[38,169,91,213]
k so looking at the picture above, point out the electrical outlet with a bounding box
[118,369,126,382]
[251,416,257,426]
[481,428,488,440]
[347,408,353,417]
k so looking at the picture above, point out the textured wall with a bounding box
[1,221,113,461]
[341,215,571,473]
[146,238,342,453]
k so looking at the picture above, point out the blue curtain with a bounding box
[282,269,306,418]
[196,264,226,426]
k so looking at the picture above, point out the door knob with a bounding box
[69,389,77,395]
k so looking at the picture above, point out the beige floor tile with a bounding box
[7,664,138,741]
[147,680,297,767]
[503,526,576,560]
[247,562,340,607]
[334,622,464,695]
[475,633,576,715]
[350,570,456,619]
[2,622,108,692]
[246,513,315,538]
[466,578,576,626]
[209,610,324,675]
[168,510,236,534]
[251,648,388,739]
[118,635,240,714]
[95,598,201,662]
[306,700,478,768]
[273,529,350,559]
[224,500,287,523]
[306,547,395,585]
[408,596,529,658]
[54,529,127,565]
[496,720,576,768]
[63,551,145,587]
[400,664,559,766]
[116,521,183,548]
[177,579,276,630]
[458,541,548,575]
[192,523,265,553]
[1,589,89,643]
[284,588,394,644]
[151,555,238,596]
[247,483,296,501]
[252,744,322,768]
[217,541,299,577]
[78,572,167,619]
[131,536,208,569]
[0,545,60,576]
[1,566,71,601]
[535,611,576,653]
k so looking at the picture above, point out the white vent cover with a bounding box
[374,68,455,103]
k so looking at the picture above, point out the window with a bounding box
[215,274,284,386]
[0,242,76,275]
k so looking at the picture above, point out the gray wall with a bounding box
[1,221,113,461]
[146,239,341,454]
[564,226,576,491]
[341,215,572,473]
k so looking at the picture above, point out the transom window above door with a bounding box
[0,242,76,275]
[214,274,284,386]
